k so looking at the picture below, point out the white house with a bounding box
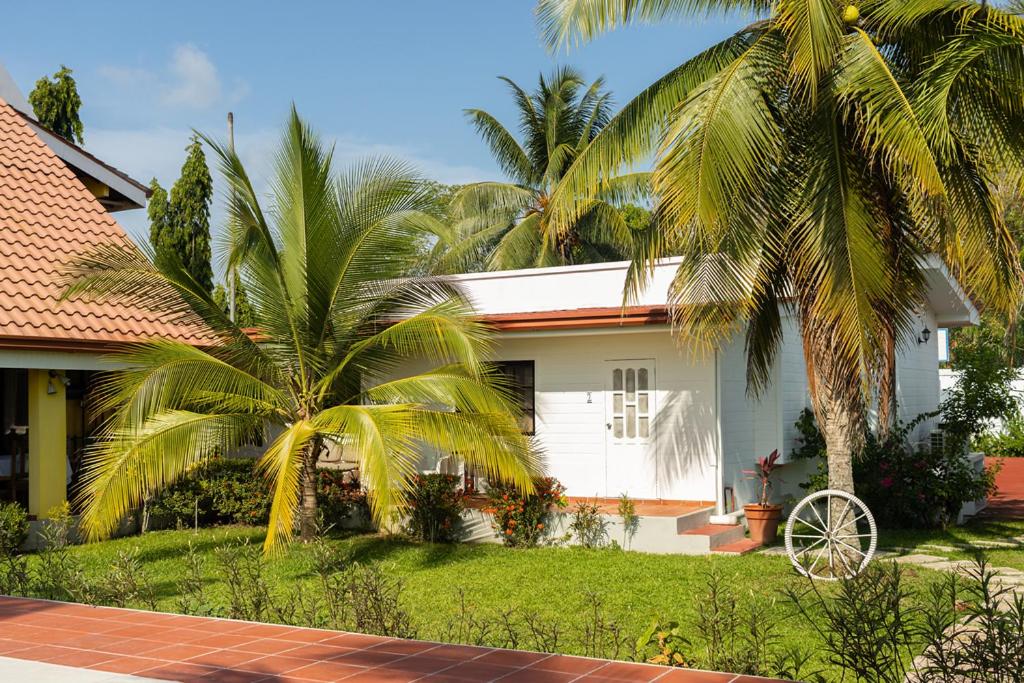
[437,256,978,524]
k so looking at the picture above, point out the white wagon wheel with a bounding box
[784,489,877,581]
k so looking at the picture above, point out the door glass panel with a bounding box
[612,369,622,391]
[626,405,636,438]
[638,416,649,438]
[626,369,635,401]
[638,393,648,414]
[613,416,623,438]
[613,393,623,413]
[638,368,648,391]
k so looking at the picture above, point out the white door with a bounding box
[605,360,657,499]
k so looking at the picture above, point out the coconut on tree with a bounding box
[66,109,542,551]
[538,0,1024,527]
[429,66,649,272]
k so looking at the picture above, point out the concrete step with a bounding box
[681,523,747,550]
[674,507,713,534]
[712,538,763,555]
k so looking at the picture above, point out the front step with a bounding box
[711,538,763,555]
[680,523,747,551]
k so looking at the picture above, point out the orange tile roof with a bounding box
[0,97,210,351]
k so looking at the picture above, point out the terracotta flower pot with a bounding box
[744,504,784,545]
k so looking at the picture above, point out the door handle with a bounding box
[606,423,612,430]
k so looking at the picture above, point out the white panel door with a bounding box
[605,360,657,499]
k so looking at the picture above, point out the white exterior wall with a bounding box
[894,307,942,445]
[490,328,718,501]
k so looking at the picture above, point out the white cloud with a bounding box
[162,44,221,108]
[99,44,247,111]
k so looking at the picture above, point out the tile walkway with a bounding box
[0,596,785,682]
[983,456,1024,519]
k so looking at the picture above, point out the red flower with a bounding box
[880,476,895,489]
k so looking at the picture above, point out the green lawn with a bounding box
[21,525,958,680]
[878,518,1024,571]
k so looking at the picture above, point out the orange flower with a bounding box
[536,523,544,530]
[506,529,513,535]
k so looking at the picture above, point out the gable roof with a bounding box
[0,97,209,351]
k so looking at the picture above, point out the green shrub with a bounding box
[790,409,994,528]
[976,415,1024,458]
[317,469,370,528]
[0,502,28,554]
[484,477,566,547]
[404,473,465,543]
[148,457,271,529]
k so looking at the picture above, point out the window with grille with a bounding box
[610,366,650,440]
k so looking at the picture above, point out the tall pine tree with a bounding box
[28,66,84,143]
[147,136,214,293]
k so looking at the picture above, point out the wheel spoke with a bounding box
[795,536,827,558]
[833,543,856,577]
[791,533,828,539]
[834,537,867,559]
[795,517,827,535]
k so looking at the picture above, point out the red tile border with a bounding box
[0,596,789,682]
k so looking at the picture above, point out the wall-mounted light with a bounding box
[47,370,71,395]
[917,327,932,345]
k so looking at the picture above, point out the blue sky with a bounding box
[3,2,744,240]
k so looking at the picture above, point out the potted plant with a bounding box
[743,450,784,544]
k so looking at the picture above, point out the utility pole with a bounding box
[227,111,236,323]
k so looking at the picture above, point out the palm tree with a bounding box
[430,66,648,272]
[538,2,1023,511]
[66,109,541,551]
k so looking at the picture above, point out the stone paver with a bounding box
[0,597,784,682]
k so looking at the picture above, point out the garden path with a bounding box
[0,596,786,682]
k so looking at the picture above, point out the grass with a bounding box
[878,517,1024,571]
[23,525,954,680]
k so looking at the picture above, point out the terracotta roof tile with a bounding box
[0,97,209,348]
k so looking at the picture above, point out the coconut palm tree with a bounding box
[537,1,1024,513]
[66,109,541,551]
[430,66,648,272]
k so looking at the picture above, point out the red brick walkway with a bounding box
[984,457,1024,519]
[0,597,782,682]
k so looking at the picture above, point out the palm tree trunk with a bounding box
[299,442,320,541]
[876,327,897,441]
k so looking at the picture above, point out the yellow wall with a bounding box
[27,370,67,518]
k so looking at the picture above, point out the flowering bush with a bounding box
[148,458,270,528]
[404,473,465,543]
[316,469,370,528]
[791,409,995,528]
[484,477,566,547]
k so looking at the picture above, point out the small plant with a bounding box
[617,494,640,550]
[0,501,28,554]
[176,542,215,616]
[214,538,276,622]
[636,619,689,667]
[484,477,566,548]
[916,556,1024,680]
[347,563,416,639]
[787,561,917,683]
[95,548,157,610]
[32,503,91,602]
[743,449,782,507]
[0,502,29,596]
[569,500,608,548]
[404,473,465,543]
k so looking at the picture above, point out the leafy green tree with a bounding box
[147,136,215,293]
[212,276,256,328]
[539,1,1024,511]
[169,136,214,292]
[65,109,540,550]
[147,179,173,260]
[28,66,84,143]
[430,67,647,272]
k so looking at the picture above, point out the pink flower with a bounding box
[880,476,895,489]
